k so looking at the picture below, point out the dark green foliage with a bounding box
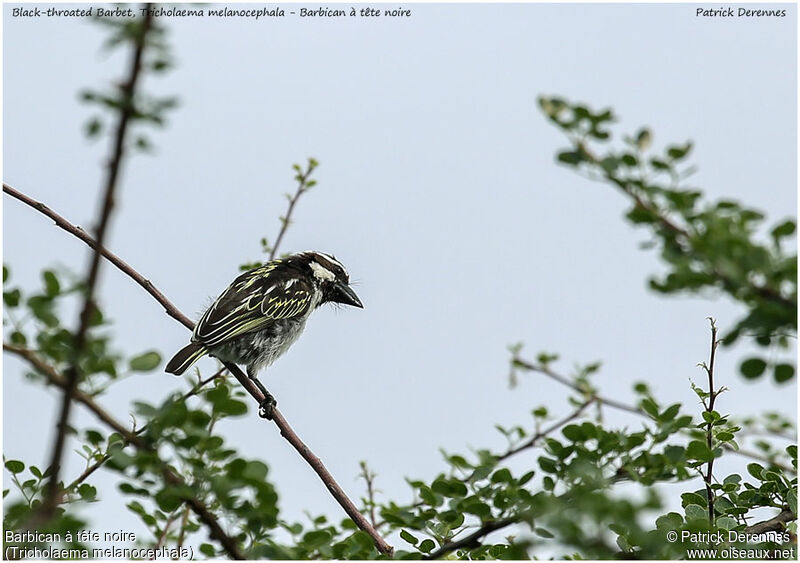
[539,96,796,383]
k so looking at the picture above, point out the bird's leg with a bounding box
[248,369,277,419]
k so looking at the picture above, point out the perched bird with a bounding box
[166,251,363,418]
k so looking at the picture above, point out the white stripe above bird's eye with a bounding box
[304,251,348,278]
[309,261,336,282]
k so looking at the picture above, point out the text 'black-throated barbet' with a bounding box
[165,251,363,418]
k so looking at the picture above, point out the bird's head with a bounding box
[298,251,363,309]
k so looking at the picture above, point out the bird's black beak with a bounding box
[332,281,363,308]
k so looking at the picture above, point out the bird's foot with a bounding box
[259,394,277,420]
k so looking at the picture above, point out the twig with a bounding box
[4,343,246,560]
[699,318,720,528]
[176,506,190,550]
[63,368,226,493]
[422,517,516,560]
[269,159,317,260]
[744,508,795,534]
[153,510,178,555]
[514,357,796,473]
[4,185,394,556]
[513,358,643,415]
[494,399,595,466]
[2,183,193,330]
[39,5,155,523]
[359,461,378,528]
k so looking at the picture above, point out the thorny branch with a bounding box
[3,183,394,556]
[4,343,245,560]
[40,5,154,524]
[699,318,720,527]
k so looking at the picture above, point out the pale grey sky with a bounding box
[3,1,797,552]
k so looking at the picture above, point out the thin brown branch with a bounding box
[2,183,193,330]
[4,185,394,556]
[744,508,795,535]
[489,398,595,471]
[65,455,108,494]
[423,517,516,560]
[270,408,394,555]
[269,159,317,260]
[513,358,641,415]
[40,7,155,522]
[176,506,190,550]
[4,343,245,560]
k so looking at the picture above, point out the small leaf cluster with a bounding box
[81,11,177,151]
[3,265,161,394]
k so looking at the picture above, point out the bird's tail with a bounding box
[165,342,208,375]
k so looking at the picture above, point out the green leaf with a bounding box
[42,271,60,297]
[667,142,692,160]
[400,529,418,546]
[242,461,268,482]
[740,358,767,379]
[419,539,435,553]
[490,468,513,484]
[774,363,794,383]
[5,460,24,474]
[199,543,215,557]
[129,351,161,372]
[562,424,586,442]
[641,398,659,418]
[685,504,707,521]
[3,289,21,308]
[664,445,685,463]
[716,516,737,530]
[535,527,554,538]
[78,484,97,500]
[686,440,714,462]
[303,529,332,549]
[746,463,765,480]
[557,150,584,166]
[538,457,558,474]
[2,265,8,283]
[659,403,681,422]
[155,488,182,512]
[771,220,796,240]
[85,117,103,138]
[655,512,683,530]
[217,399,248,417]
[85,430,104,445]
